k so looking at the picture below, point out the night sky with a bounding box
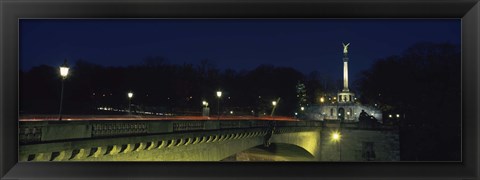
[20,19,460,80]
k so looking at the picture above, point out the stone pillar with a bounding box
[343,57,349,91]
[202,107,210,116]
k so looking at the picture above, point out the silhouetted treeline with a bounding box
[356,42,461,161]
[20,57,334,116]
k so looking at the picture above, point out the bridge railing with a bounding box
[19,120,323,145]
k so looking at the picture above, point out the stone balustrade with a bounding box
[19,120,322,161]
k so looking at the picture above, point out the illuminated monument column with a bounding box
[343,42,350,92]
[338,42,355,103]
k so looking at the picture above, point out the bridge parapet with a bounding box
[20,120,322,144]
[19,120,323,161]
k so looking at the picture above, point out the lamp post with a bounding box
[128,92,133,114]
[271,100,277,121]
[58,59,69,121]
[202,100,209,116]
[216,91,222,120]
[331,131,342,161]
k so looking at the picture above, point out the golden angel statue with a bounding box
[342,42,350,54]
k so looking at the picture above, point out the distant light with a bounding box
[320,97,325,103]
[230,111,233,114]
[258,96,261,98]
[338,113,341,116]
[396,114,400,118]
[389,114,392,118]
[295,112,298,115]
[347,112,350,115]
[128,92,133,98]
[375,104,377,106]
[93,93,95,96]
[228,97,231,99]
[301,107,305,111]
[216,91,222,98]
[333,97,337,100]
[190,96,193,99]
[272,101,277,106]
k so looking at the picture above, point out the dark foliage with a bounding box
[20,58,324,116]
[356,42,461,161]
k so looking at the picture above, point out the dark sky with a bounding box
[20,19,460,81]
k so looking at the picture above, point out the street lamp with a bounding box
[270,98,281,117]
[216,91,222,120]
[128,92,133,114]
[58,59,69,121]
[270,100,278,121]
[331,131,342,161]
[201,100,210,117]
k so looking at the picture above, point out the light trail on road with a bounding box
[19,115,299,122]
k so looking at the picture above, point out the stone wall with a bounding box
[320,127,400,161]
[18,120,399,161]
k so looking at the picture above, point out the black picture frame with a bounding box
[1,0,479,179]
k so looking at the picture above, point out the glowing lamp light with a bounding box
[216,91,222,98]
[128,92,133,98]
[320,97,325,103]
[389,114,392,118]
[272,101,277,106]
[59,59,69,79]
[396,114,400,118]
[230,111,234,114]
[60,66,69,78]
[331,131,342,142]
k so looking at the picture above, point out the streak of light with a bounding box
[19,115,299,122]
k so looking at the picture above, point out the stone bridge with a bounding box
[19,120,324,161]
